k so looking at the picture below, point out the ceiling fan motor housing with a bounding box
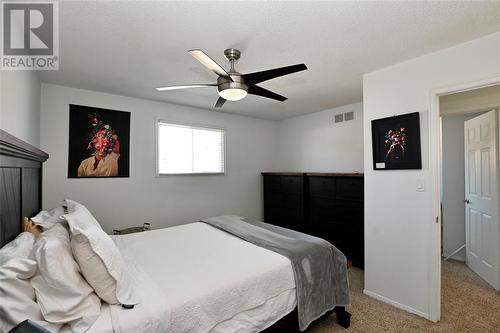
[217,74,248,101]
[217,74,248,93]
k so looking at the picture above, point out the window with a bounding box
[157,121,225,175]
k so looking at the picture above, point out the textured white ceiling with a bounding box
[40,1,500,120]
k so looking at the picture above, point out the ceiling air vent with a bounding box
[334,114,344,123]
[344,111,354,121]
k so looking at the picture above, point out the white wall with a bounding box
[441,113,482,261]
[276,102,364,172]
[40,84,277,233]
[0,70,41,147]
[363,32,500,319]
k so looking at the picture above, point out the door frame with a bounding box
[428,76,500,322]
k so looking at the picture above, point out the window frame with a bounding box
[155,119,227,176]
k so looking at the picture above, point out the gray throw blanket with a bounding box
[201,215,350,331]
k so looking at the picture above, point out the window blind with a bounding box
[158,121,225,174]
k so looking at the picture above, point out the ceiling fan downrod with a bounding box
[224,48,241,73]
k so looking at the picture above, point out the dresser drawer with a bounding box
[335,177,363,201]
[309,176,335,198]
[333,201,363,222]
[263,176,281,193]
[309,198,362,224]
[309,197,334,219]
[281,176,303,195]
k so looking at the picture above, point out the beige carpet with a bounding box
[309,260,500,332]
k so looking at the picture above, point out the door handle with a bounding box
[464,199,472,204]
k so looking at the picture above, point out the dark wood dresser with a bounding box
[262,172,364,268]
[262,172,305,231]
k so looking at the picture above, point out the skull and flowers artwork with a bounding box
[68,104,130,178]
[371,112,421,170]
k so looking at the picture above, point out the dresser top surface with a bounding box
[261,172,364,177]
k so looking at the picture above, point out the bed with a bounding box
[0,129,351,333]
[83,222,297,333]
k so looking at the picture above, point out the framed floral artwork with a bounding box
[371,112,421,170]
[68,104,130,178]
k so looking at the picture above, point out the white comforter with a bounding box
[110,222,296,333]
[108,242,171,333]
[37,222,297,333]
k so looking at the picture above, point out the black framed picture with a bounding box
[371,112,421,170]
[68,104,130,178]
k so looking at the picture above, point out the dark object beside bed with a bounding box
[8,320,51,333]
[0,130,48,247]
[113,222,151,235]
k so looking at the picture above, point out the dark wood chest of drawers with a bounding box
[263,173,305,231]
[262,172,364,268]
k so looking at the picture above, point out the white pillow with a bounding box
[31,206,67,230]
[0,233,61,333]
[71,234,118,304]
[30,224,101,327]
[63,199,139,306]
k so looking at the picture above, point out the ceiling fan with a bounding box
[156,48,307,108]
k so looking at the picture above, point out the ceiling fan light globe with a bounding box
[218,88,248,101]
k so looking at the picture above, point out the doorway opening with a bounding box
[437,84,500,329]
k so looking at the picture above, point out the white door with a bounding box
[464,109,499,290]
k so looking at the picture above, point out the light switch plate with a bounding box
[416,179,425,192]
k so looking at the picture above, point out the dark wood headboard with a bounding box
[0,130,48,247]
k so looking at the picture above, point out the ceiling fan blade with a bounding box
[156,84,216,91]
[188,49,233,80]
[243,64,307,85]
[248,85,287,102]
[214,97,226,108]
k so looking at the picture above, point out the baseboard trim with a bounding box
[441,253,465,262]
[363,289,430,319]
